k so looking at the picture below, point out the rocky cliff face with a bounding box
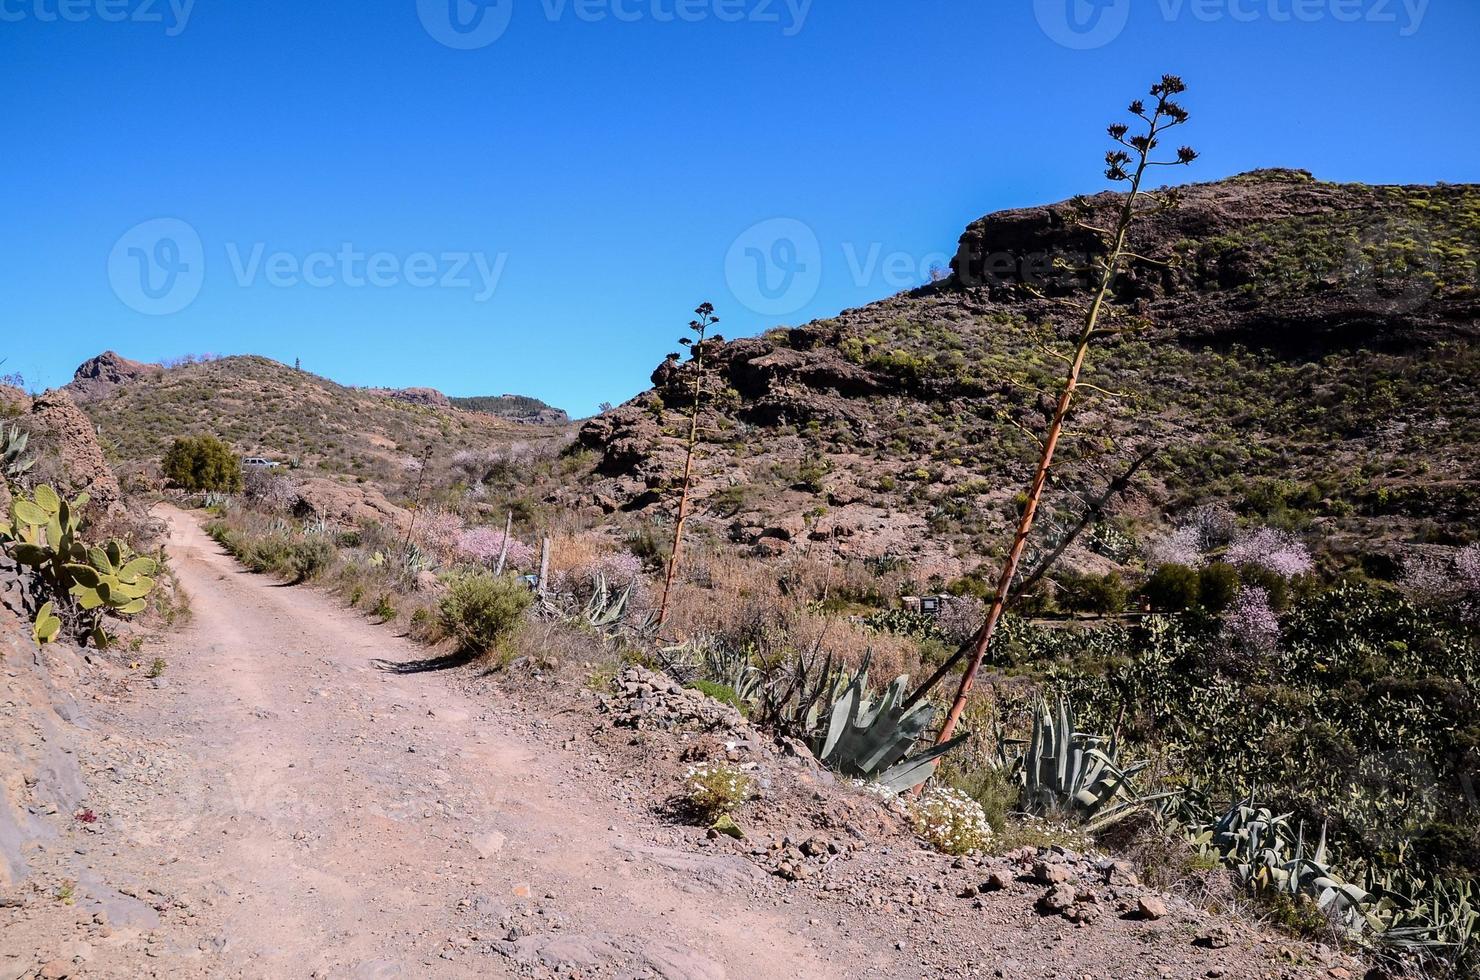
[949,168,1477,345]
[368,386,454,409]
[569,171,1480,580]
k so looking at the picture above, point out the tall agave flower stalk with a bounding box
[655,302,721,629]
[905,76,1199,747]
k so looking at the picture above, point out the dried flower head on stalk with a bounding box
[909,75,1200,754]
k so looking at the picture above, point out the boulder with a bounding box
[290,478,412,532]
[1137,896,1168,921]
[753,537,792,559]
[1032,859,1074,886]
[1036,884,1078,916]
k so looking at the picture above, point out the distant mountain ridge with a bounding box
[65,351,567,425]
[449,394,570,425]
[67,354,569,484]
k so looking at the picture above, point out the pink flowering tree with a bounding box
[1146,524,1204,569]
[1225,527,1313,579]
[457,526,534,570]
[1222,586,1280,655]
[414,508,464,562]
[1403,543,1480,622]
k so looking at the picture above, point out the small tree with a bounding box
[162,435,243,492]
[655,302,722,629]
[907,75,1199,746]
[1142,563,1201,611]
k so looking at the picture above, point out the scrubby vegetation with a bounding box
[683,762,756,821]
[163,434,243,493]
[438,571,533,656]
[449,393,567,422]
[82,355,566,486]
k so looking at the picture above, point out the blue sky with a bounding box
[3,0,1477,416]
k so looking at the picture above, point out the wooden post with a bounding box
[537,536,551,598]
[493,510,513,576]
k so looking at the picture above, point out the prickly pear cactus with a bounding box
[1,484,158,647]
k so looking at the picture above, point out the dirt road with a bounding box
[8,507,915,979]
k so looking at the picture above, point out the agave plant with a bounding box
[1179,792,1373,936]
[580,571,633,629]
[809,652,966,793]
[1,423,34,481]
[751,645,847,737]
[1013,696,1171,832]
[1367,869,1478,957]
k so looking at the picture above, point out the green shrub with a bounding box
[683,763,754,820]
[1239,564,1291,610]
[242,535,293,575]
[372,593,398,621]
[1197,562,1240,613]
[287,538,336,583]
[1143,563,1201,611]
[437,572,532,654]
[1057,571,1129,614]
[162,435,243,492]
[690,680,745,713]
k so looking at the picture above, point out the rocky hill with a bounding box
[450,394,570,425]
[71,355,570,484]
[65,351,163,401]
[570,170,1479,585]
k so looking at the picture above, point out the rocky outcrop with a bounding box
[65,351,162,402]
[0,384,29,415]
[290,478,412,533]
[950,168,1479,344]
[387,387,452,409]
[25,390,123,515]
[599,666,746,734]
